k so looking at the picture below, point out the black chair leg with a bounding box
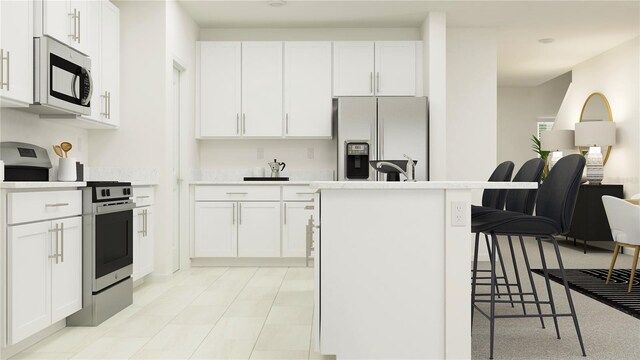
[519,236,545,329]
[549,236,587,356]
[507,236,527,314]
[472,232,480,329]
[537,237,561,339]
[485,234,503,299]
[494,235,516,307]
[490,232,497,360]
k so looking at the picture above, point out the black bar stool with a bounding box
[473,154,587,359]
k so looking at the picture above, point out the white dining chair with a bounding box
[602,195,640,292]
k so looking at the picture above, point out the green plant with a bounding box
[531,135,550,180]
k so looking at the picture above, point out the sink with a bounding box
[369,160,418,181]
[243,177,289,181]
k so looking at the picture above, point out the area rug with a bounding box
[531,268,640,320]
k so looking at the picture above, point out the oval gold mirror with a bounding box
[579,92,613,164]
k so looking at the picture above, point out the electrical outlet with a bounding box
[257,148,264,160]
[451,201,467,227]
[307,147,315,159]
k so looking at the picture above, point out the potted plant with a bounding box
[531,135,550,180]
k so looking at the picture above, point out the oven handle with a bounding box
[95,202,136,214]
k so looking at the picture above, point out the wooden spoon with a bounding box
[60,142,72,158]
[52,145,64,158]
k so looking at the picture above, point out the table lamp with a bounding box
[540,130,575,170]
[574,121,616,184]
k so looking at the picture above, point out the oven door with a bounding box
[94,205,133,292]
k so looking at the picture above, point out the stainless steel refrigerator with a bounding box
[336,97,429,181]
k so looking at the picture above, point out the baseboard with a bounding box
[1,320,65,360]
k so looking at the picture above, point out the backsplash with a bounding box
[192,168,335,181]
[86,167,160,183]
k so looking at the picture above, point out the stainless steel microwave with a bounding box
[30,36,92,116]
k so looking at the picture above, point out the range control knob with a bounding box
[106,189,111,197]
[101,189,107,197]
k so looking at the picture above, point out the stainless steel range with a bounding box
[67,181,135,326]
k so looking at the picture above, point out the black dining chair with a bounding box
[472,154,587,359]
[471,161,515,307]
[471,158,546,327]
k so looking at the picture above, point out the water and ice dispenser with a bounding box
[345,142,370,180]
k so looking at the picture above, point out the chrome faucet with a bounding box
[376,154,416,182]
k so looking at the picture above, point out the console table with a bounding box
[566,184,624,253]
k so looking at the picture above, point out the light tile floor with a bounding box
[13,267,333,360]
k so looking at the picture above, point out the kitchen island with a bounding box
[309,181,537,360]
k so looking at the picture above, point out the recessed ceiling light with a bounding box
[267,0,286,7]
[538,38,555,44]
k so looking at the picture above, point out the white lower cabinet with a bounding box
[132,205,154,281]
[194,202,237,257]
[7,216,82,345]
[237,202,280,257]
[283,202,314,257]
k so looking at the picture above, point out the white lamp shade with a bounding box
[574,121,616,147]
[540,130,575,151]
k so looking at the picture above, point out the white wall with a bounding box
[553,37,640,196]
[497,72,572,169]
[0,109,90,175]
[446,28,497,182]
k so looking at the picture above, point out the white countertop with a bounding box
[0,181,87,189]
[131,181,158,187]
[189,181,315,186]
[310,181,538,190]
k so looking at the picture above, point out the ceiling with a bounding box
[177,0,640,87]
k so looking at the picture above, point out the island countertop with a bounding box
[310,180,537,190]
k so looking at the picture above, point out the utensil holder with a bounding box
[58,158,77,182]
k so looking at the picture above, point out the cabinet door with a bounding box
[374,41,416,96]
[198,42,242,137]
[241,42,283,137]
[51,217,82,323]
[139,206,155,277]
[69,0,89,54]
[333,42,374,96]
[284,42,332,138]
[7,222,52,345]
[0,0,33,106]
[100,0,119,126]
[42,0,71,47]
[194,202,237,257]
[238,202,280,257]
[83,0,102,121]
[283,202,314,257]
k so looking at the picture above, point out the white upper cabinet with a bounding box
[333,41,418,96]
[198,42,242,137]
[284,42,332,138]
[333,42,375,96]
[0,0,33,107]
[98,0,119,126]
[374,41,416,96]
[41,0,89,54]
[241,42,283,137]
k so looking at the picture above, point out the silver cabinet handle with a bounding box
[285,113,289,134]
[296,192,316,195]
[48,224,60,264]
[138,210,145,234]
[46,203,70,207]
[68,9,79,42]
[304,205,315,210]
[239,203,242,225]
[100,91,108,116]
[284,203,287,225]
[232,203,236,224]
[60,222,64,263]
[107,91,111,119]
[77,10,81,43]
[370,72,374,93]
[226,192,248,195]
[376,72,380,93]
[242,114,246,134]
[0,49,9,90]
[143,208,148,237]
[236,113,240,134]
[136,195,150,199]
